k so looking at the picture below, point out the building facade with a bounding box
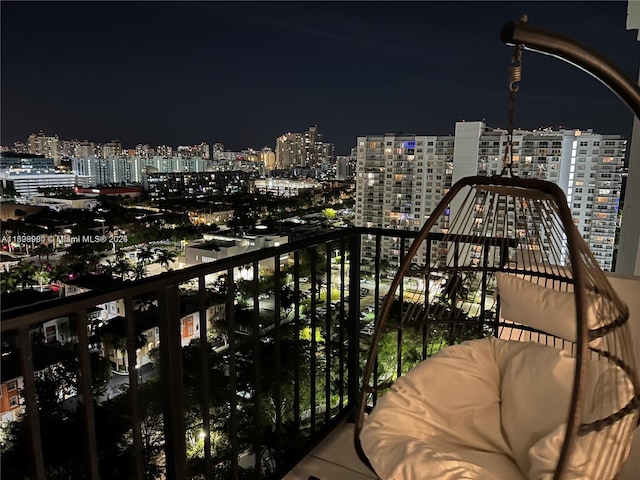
[28,132,60,166]
[144,171,251,199]
[355,122,625,271]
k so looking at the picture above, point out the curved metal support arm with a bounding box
[501,21,640,120]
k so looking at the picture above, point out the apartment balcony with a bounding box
[1,227,639,480]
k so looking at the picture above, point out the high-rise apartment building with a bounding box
[259,147,276,171]
[28,132,60,166]
[275,132,304,170]
[176,143,210,159]
[60,140,95,159]
[156,145,173,158]
[355,133,456,268]
[144,171,251,199]
[304,125,323,166]
[103,140,122,159]
[355,121,625,271]
[336,155,357,180]
[275,126,334,170]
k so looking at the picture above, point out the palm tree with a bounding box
[102,259,117,278]
[114,257,133,281]
[155,248,177,272]
[133,262,146,281]
[136,246,155,279]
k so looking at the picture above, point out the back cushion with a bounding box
[500,342,575,474]
[496,272,603,342]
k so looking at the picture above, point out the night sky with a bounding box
[2,1,639,155]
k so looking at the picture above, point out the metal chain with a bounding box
[501,14,527,177]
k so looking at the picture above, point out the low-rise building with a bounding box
[184,233,289,280]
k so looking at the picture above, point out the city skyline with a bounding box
[2,2,639,154]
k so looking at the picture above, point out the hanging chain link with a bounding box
[501,14,527,177]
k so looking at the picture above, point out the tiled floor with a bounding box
[283,421,378,480]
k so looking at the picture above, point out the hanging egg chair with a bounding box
[354,19,640,480]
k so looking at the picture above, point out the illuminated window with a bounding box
[10,396,19,407]
[7,381,16,391]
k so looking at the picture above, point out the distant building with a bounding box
[0,152,54,171]
[355,121,625,271]
[102,140,122,159]
[276,132,304,170]
[30,194,98,210]
[60,139,95,159]
[253,178,321,197]
[177,142,210,159]
[259,147,276,171]
[336,154,357,180]
[276,126,334,170]
[144,171,251,199]
[73,185,143,198]
[156,145,173,158]
[188,204,235,226]
[72,155,210,185]
[0,171,93,198]
[184,233,289,277]
[28,132,60,166]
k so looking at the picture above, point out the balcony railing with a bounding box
[0,227,424,480]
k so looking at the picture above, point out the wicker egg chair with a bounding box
[354,174,640,480]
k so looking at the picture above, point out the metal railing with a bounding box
[0,227,418,480]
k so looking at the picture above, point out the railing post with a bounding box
[124,296,144,480]
[73,310,100,480]
[226,268,239,479]
[198,276,213,480]
[310,247,317,434]
[157,284,186,480]
[17,326,46,480]
[251,259,262,477]
[348,233,361,417]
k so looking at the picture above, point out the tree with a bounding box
[133,262,146,280]
[61,252,91,278]
[12,260,38,289]
[33,243,52,265]
[321,208,336,221]
[0,266,18,294]
[33,265,50,292]
[280,285,295,317]
[48,263,70,296]
[136,246,155,279]
[113,257,134,281]
[155,247,177,272]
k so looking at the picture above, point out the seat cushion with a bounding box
[360,337,521,479]
[361,336,636,480]
[499,342,576,475]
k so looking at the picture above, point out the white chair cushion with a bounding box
[499,342,575,475]
[361,336,635,480]
[361,337,522,479]
[496,271,605,342]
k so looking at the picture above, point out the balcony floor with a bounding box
[284,421,378,480]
